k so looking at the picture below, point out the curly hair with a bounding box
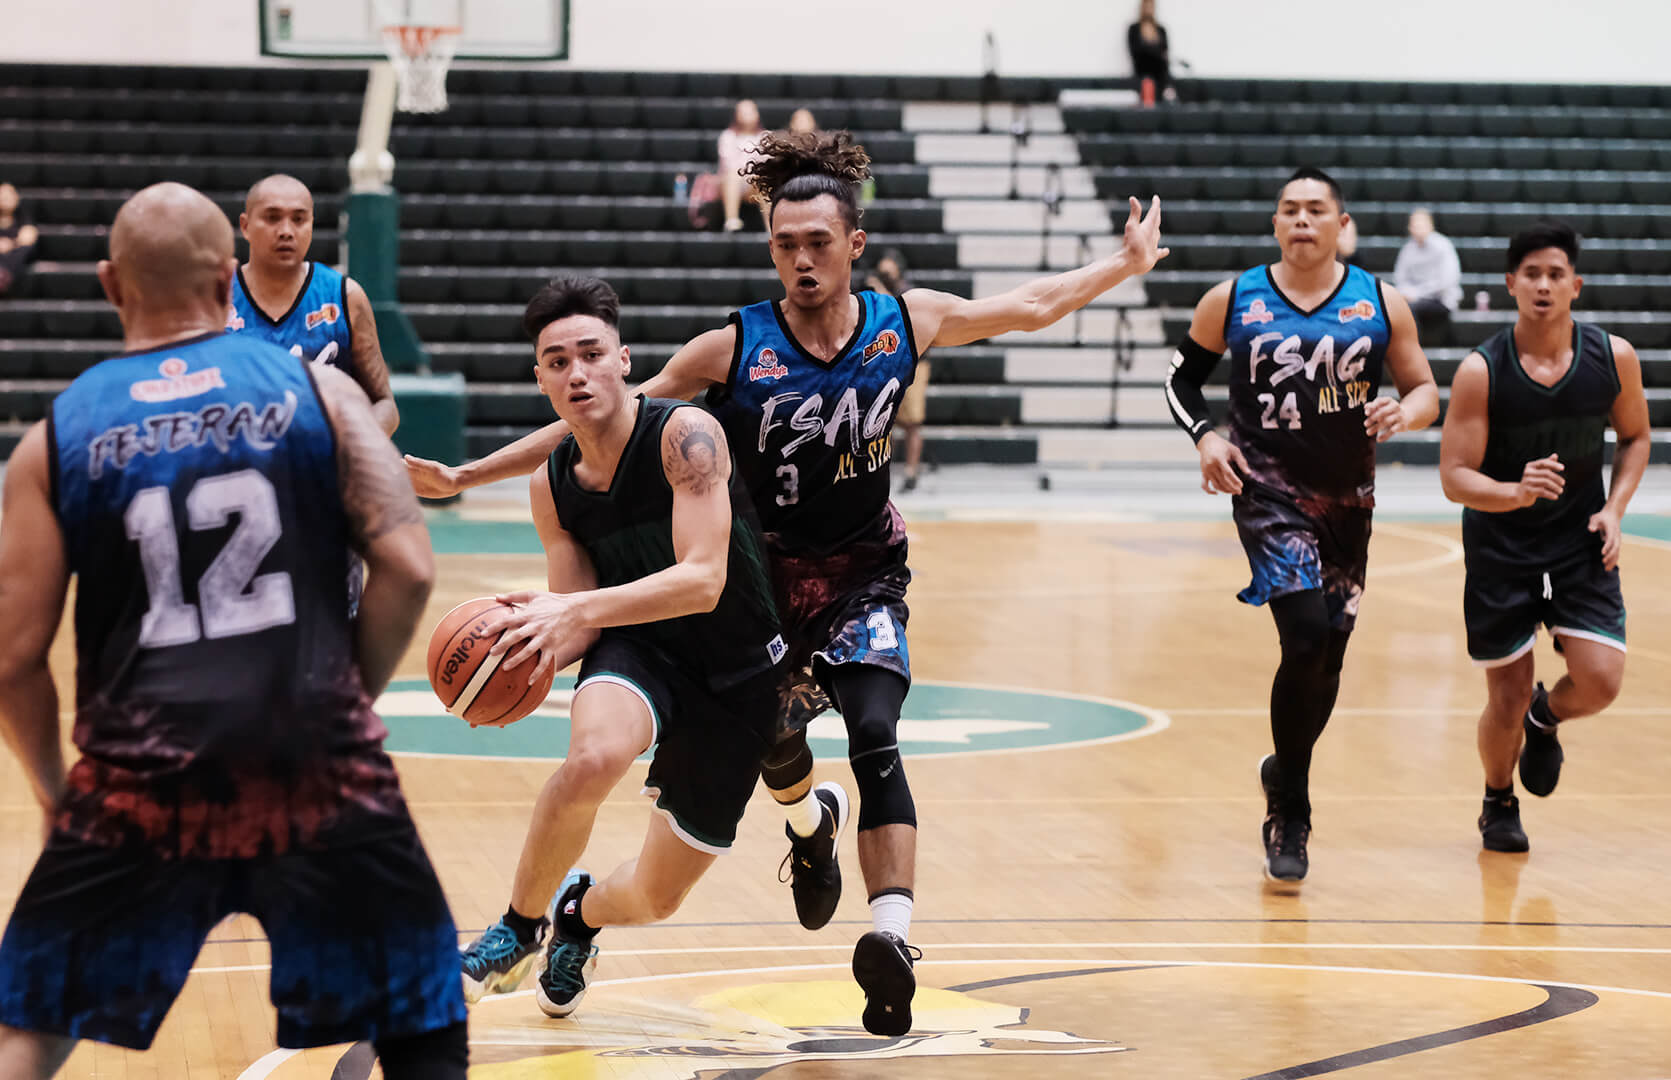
[741,129,872,230]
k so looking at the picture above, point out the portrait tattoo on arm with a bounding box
[663,412,728,497]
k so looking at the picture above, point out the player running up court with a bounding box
[1165,167,1438,884]
[456,276,787,1020]
[1439,221,1650,853]
[0,183,464,1078]
[229,173,399,434]
[410,130,1167,1035]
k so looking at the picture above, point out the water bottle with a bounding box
[673,173,689,202]
[1474,289,1490,312]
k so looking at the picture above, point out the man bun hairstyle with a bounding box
[742,130,872,230]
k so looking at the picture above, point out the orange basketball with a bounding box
[426,597,554,727]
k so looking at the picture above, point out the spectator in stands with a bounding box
[866,250,931,492]
[789,108,820,136]
[1394,208,1462,345]
[1127,0,1176,106]
[718,99,766,233]
[0,183,40,298]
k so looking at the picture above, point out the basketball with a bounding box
[425,597,554,727]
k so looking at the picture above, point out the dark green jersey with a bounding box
[1461,322,1619,572]
[547,396,785,690]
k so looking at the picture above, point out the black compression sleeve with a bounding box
[1164,335,1222,444]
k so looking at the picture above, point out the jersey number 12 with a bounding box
[124,469,297,647]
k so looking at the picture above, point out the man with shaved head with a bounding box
[0,183,467,1079]
[230,173,400,433]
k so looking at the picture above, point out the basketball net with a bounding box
[381,24,459,113]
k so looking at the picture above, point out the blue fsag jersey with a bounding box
[1223,263,1391,505]
[707,290,919,553]
[228,262,353,373]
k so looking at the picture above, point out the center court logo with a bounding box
[337,981,1125,1078]
[373,678,1167,761]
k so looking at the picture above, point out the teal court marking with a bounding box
[377,678,1167,762]
[423,509,1671,556]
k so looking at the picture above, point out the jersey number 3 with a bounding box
[125,469,297,647]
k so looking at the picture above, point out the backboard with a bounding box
[258,0,568,60]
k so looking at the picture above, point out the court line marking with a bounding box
[236,1048,297,1078]
[194,939,1671,978]
[1363,521,1466,578]
[451,955,1671,1005]
[232,955,1671,1074]
[386,679,1172,764]
[1162,705,1668,716]
[186,914,1671,952]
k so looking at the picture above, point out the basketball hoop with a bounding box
[381,23,459,113]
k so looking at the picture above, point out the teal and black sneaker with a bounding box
[460,917,546,1003]
[537,870,600,1018]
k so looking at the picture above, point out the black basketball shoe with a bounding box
[1518,683,1564,797]
[780,781,851,930]
[853,930,922,1036]
[1261,813,1310,883]
[1479,794,1530,853]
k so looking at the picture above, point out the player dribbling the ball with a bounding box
[456,276,788,1020]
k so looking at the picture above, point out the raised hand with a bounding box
[1121,195,1170,275]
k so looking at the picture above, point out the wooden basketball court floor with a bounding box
[5,479,1671,1078]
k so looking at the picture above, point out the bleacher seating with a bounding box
[2,65,1669,465]
[1058,78,1671,464]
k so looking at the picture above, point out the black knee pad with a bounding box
[761,727,814,795]
[375,1021,468,1080]
[1270,590,1332,667]
[831,666,916,831]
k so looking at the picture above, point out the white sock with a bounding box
[869,891,913,941]
[783,791,823,838]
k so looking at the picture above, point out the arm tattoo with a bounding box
[347,283,393,402]
[662,412,728,497]
[324,372,423,547]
